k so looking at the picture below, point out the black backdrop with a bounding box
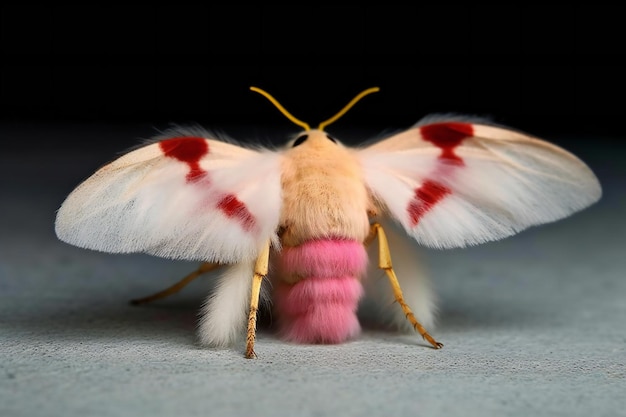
[1,5,624,145]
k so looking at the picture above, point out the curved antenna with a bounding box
[318,87,379,131]
[250,86,310,131]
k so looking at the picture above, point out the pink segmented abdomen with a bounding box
[273,239,367,344]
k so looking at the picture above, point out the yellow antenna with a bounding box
[250,86,310,131]
[250,86,380,131]
[318,87,379,131]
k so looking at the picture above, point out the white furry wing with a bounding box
[358,117,602,249]
[55,132,283,263]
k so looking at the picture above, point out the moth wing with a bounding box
[358,116,602,249]
[55,130,283,263]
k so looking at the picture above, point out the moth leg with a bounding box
[370,223,444,349]
[129,262,220,305]
[245,241,271,359]
[363,221,378,248]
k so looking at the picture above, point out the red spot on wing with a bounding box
[159,137,209,182]
[420,122,473,165]
[408,180,451,226]
[217,194,255,231]
[160,137,255,231]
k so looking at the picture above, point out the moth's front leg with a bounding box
[245,241,271,359]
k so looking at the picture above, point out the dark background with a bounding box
[2,5,625,140]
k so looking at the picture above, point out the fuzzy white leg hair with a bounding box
[362,219,437,332]
[197,260,256,347]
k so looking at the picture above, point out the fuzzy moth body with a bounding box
[55,88,602,356]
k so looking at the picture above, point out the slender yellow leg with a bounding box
[370,223,444,349]
[129,262,220,305]
[245,241,271,359]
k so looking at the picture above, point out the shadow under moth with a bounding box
[55,87,602,358]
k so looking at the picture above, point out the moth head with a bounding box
[250,86,379,149]
[289,130,338,149]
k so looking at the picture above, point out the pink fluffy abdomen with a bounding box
[273,239,367,344]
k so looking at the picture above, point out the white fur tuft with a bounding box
[197,261,254,347]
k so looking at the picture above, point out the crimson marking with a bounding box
[408,180,451,226]
[159,137,209,182]
[217,194,255,231]
[420,122,473,165]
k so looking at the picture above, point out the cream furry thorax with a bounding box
[278,129,373,248]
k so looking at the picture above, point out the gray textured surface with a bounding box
[1,124,625,417]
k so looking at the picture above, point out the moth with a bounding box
[55,87,602,358]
